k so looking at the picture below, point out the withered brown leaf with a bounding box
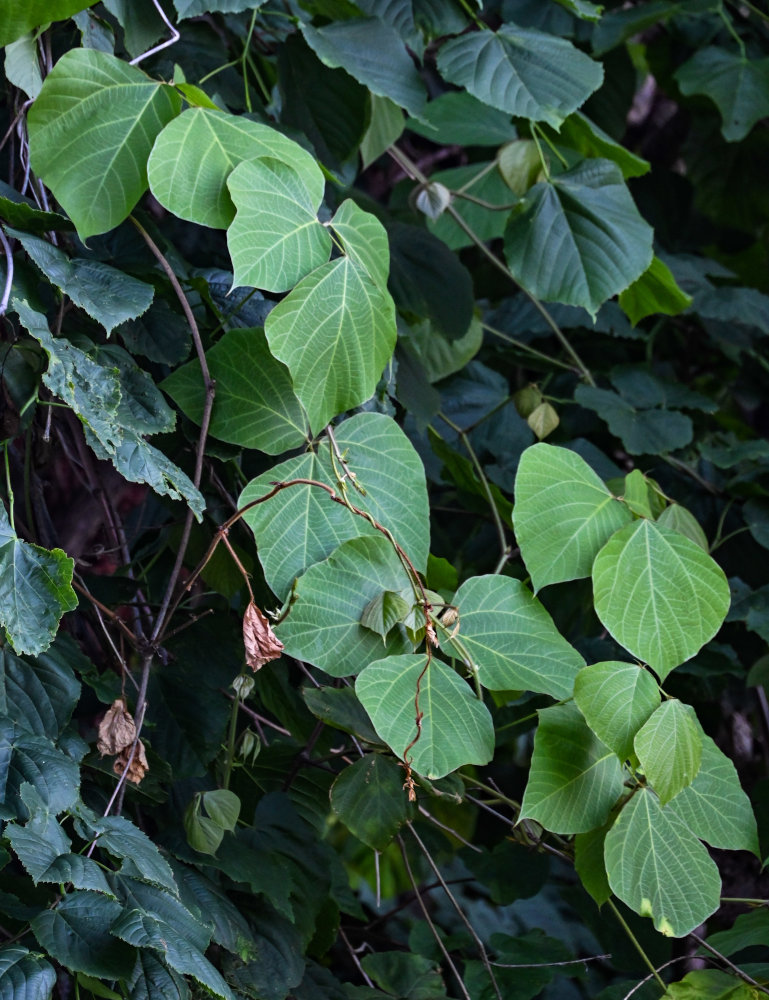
[243,601,284,671]
[97,698,136,756]
[113,739,149,784]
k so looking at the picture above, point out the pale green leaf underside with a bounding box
[574,661,660,761]
[634,700,702,806]
[10,229,153,334]
[227,157,331,293]
[355,654,494,779]
[514,443,632,591]
[604,788,721,937]
[301,18,426,119]
[330,198,390,289]
[437,23,603,129]
[240,411,429,598]
[162,327,308,454]
[147,107,317,229]
[504,159,654,315]
[447,575,584,700]
[265,256,397,433]
[592,520,731,679]
[28,49,181,240]
[520,702,625,834]
[667,735,759,855]
[275,535,414,677]
[0,506,76,657]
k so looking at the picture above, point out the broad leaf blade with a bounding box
[264,257,397,433]
[592,520,731,679]
[675,47,769,142]
[162,328,309,453]
[275,535,414,677]
[574,661,660,761]
[331,199,390,289]
[240,411,429,598]
[31,892,135,979]
[513,443,632,591]
[0,946,56,999]
[147,107,316,229]
[355,654,494,779]
[519,702,625,834]
[330,755,408,849]
[436,24,602,128]
[28,49,181,239]
[0,642,81,737]
[618,255,692,325]
[227,158,331,293]
[634,701,702,806]
[446,575,584,700]
[604,788,721,937]
[575,385,694,455]
[504,159,654,315]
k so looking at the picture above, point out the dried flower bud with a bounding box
[113,739,149,785]
[97,698,136,756]
[243,601,284,671]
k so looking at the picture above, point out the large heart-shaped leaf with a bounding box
[0,506,76,657]
[162,328,308,453]
[0,0,98,47]
[574,661,660,761]
[227,158,331,292]
[634,700,702,806]
[240,411,429,598]
[503,159,654,315]
[519,702,625,834]
[355,654,494,779]
[513,443,632,591]
[28,49,181,239]
[264,256,396,433]
[604,788,720,937]
[445,575,584,700]
[666,735,759,855]
[275,535,414,677]
[436,23,602,128]
[592,520,731,679]
[147,107,317,229]
[675,46,769,142]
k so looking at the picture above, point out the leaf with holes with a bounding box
[355,654,494,779]
[592,520,731,679]
[28,49,181,239]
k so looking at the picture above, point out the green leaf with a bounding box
[675,47,769,143]
[355,654,494,779]
[202,790,240,832]
[301,19,426,118]
[0,505,76,657]
[127,952,189,1000]
[360,591,412,639]
[744,498,769,550]
[575,385,694,455]
[426,161,513,250]
[264,257,396,433]
[662,969,756,999]
[185,809,224,856]
[574,825,612,906]
[330,754,408,849]
[634,701,702,806]
[0,946,56,1000]
[445,575,584,700]
[543,111,649,180]
[28,49,181,240]
[31,892,135,979]
[227,158,331,293]
[302,685,380,743]
[656,505,709,552]
[406,91,517,147]
[592,520,731,679]
[667,735,759,855]
[331,199,390,289]
[513,443,632,591]
[619,256,693,325]
[436,23,602,128]
[0,183,74,234]
[0,642,80,737]
[162,328,309,453]
[240,411,429,598]
[497,140,542,197]
[401,317,482,384]
[173,0,260,17]
[0,721,81,817]
[75,808,178,893]
[503,159,654,315]
[360,96,405,168]
[519,702,625,834]
[275,535,414,677]
[5,34,43,99]
[147,107,318,230]
[574,662,661,761]
[604,787,721,937]
[0,0,98,47]
[552,0,603,20]
[622,469,657,520]
[362,951,446,999]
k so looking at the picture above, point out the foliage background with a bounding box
[1,1,769,998]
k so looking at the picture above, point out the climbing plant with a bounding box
[1,1,768,998]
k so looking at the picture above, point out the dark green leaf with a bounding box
[331,755,408,849]
[0,640,80,737]
[31,892,135,979]
[75,807,178,893]
[618,256,693,325]
[675,47,769,143]
[0,1,98,47]
[406,91,516,146]
[361,951,446,999]
[302,686,380,743]
[575,385,693,455]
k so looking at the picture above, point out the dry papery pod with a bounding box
[243,601,284,670]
